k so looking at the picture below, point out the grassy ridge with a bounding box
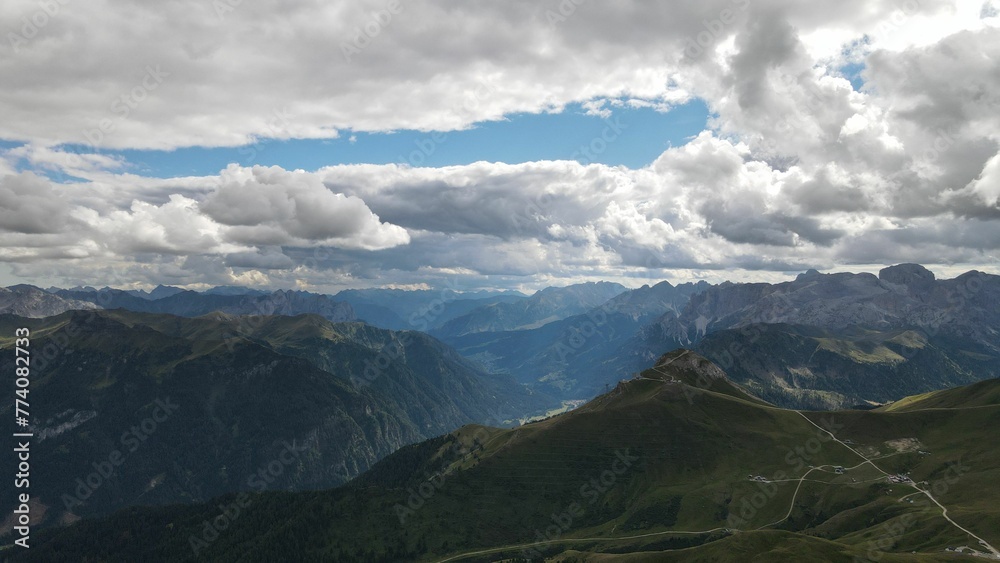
[10,351,999,561]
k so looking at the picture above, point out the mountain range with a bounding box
[1,264,999,560]
[661,264,998,350]
[432,281,629,337]
[36,283,622,336]
[332,287,528,331]
[437,265,999,411]
[439,280,710,397]
[0,285,99,318]
[0,310,549,530]
[12,351,998,561]
[632,265,1000,409]
[14,264,1000,412]
[51,287,356,323]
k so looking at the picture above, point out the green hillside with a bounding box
[10,351,999,562]
[0,310,548,530]
[879,378,1000,413]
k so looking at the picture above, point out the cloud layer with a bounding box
[1,0,998,289]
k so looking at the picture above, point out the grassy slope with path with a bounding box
[8,350,1000,562]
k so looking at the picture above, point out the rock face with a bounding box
[0,285,98,317]
[605,265,1000,410]
[658,265,1000,353]
[878,263,936,293]
[438,281,711,397]
[878,263,935,286]
[654,349,729,384]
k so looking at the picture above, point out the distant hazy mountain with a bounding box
[0,285,98,317]
[201,285,270,296]
[434,281,629,337]
[147,284,186,300]
[23,352,1000,561]
[54,287,356,323]
[333,287,527,330]
[0,310,549,527]
[441,281,710,396]
[598,279,711,318]
[438,265,1000,410]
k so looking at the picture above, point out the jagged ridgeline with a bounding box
[13,351,1000,562]
[0,309,550,528]
[14,266,997,412]
[442,265,1000,410]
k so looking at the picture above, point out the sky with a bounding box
[1,0,999,292]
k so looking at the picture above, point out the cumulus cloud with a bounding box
[0,166,409,282]
[0,0,999,289]
[224,247,296,270]
[0,172,74,234]
[201,165,410,250]
[0,0,979,150]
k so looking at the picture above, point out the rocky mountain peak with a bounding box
[795,268,823,281]
[879,263,935,287]
[654,349,728,383]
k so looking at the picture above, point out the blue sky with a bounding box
[9,100,710,179]
[839,61,866,91]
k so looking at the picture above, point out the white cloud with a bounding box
[0,166,409,282]
[0,0,984,150]
[202,165,410,250]
[0,0,998,289]
[0,172,74,234]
